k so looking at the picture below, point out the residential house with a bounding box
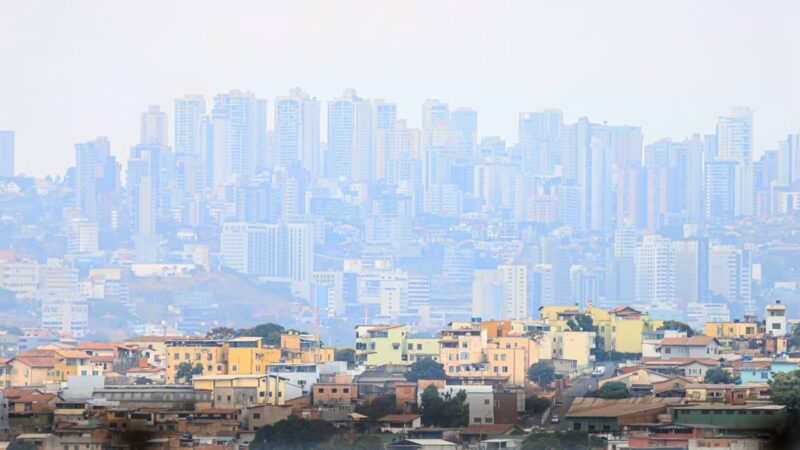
[657,336,720,359]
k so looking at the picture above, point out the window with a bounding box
[485,418,493,423]
[417,344,422,350]
[344,388,350,393]
[173,353,179,360]
[485,399,490,404]
[318,388,324,393]
[253,413,261,419]
[207,353,213,361]
[474,418,482,423]
[195,353,201,360]
[332,388,338,393]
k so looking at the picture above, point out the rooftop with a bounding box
[567,397,683,418]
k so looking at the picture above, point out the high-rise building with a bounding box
[716,107,754,216]
[704,160,737,222]
[327,89,372,181]
[450,107,478,159]
[422,99,450,132]
[75,137,117,221]
[174,95,207,157]
[274,88,321,174]
[0,130,14,177]
[40,294,88,337]
[498,265,528,320]
[209,90,260,187]
[140,105,169,146]
[634,235,675,307]
[777,132,800,187]
[519,110,562,175]
[708,244,753,315]
[220,222,315,299]
[67,218,99,254]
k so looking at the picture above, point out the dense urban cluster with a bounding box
[0,91,799,449]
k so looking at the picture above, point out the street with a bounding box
[549,361,617,431]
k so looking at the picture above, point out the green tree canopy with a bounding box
[593,381,630,399]
[175,361,204,383]
[205,326,239,340]
[239,323,288,346]
[703,367,733,384]
[788,326,800,351]
[249,418,341,450]
[334,348,356,365]
[420,385,468,428]
[658,320,695,337]
[354,394,400,419]
[406,358,447,381]
[770,370,800,411]
[528,361,556,386]
[567,314,595,332]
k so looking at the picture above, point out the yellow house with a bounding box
[227,337,282,375]
[439,323,489,377]
[279,333,334,364]
[355,325,409,366]
[541,305,662,354]
[705,321,759,339]
[553,331,594,369]
[485,335,540,386]
[407,338,440,363]
[166,339,228,383]
[9,356,56,387]
[193,374,270,404]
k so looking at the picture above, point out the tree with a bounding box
[659,320,695,337]
[240,323,301,346]
[593,381,630,399]
[703,367,733,384]
[249,418,340,450]
[205,326,239,340]
[419,384,468,428]
[134,376,153,385]
[528,361,556,386]
[355,394,400,419]
[334,348,356,365]
[406,358,447,381]
[770,370,800,411]
[525,396,551,415]
[175,361,204,383]
[522,431,605,450]
[788,326,800,351]
[567,314,595,332]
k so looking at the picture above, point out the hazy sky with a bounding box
[1,0,798,177]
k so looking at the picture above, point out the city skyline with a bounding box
[1,0,799,176]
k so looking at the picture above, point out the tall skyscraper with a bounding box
[140,105,169,146]
[174,95,207,156]
[75,137,116,221]
[209,90,260,187]
[778,132,800,187]
[451,107,478,159]
[0,130,14,177]
[717,107,754,216]
[634,235,675,307]
[274,88,321,174]
[705,160,737,222]
[327,89,372,181]
[519,109,563,175]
